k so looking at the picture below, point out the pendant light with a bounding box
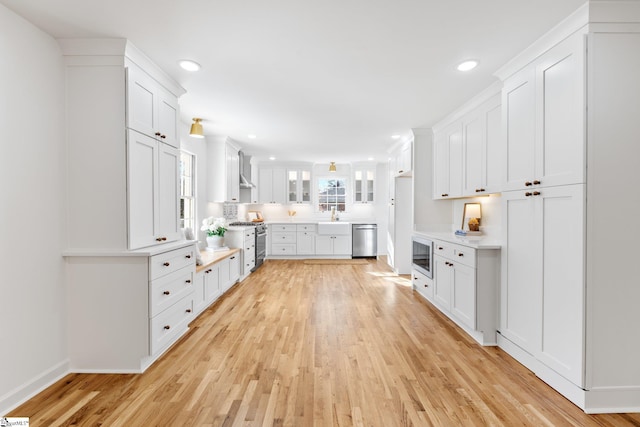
[190,118,204,138]
[329,162,337,172]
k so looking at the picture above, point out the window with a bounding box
[180,151,196,231]
[317,177,347,212]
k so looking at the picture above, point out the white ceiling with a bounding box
[1,0,585,163]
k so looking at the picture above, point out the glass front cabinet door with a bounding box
[288,169,312,204]
[354,167,375,204]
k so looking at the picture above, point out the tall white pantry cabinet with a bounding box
[62,39,195,373]
[497,2,640,413]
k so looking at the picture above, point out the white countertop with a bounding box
[63,240,197,257]
[413,230,502,250]
[265,218,377,225]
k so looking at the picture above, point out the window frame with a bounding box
[315,175,349,213]
[179,150,197,232]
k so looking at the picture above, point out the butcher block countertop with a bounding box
[196,248,241,273]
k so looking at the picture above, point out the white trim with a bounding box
[432,81,502,134]
[0,360,69,416]
[494,4,589,80]
[584,387,640,414]
[58,38,185,97]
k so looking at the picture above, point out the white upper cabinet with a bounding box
[127,130,181,249]
[396,142,413,176]
[462,94,502,195]
[61,40,185,251]
[287,168,312,204]
[353,165,375,204]
[502,31,585,191]
[433,122,462,199]
[208,139,240,203]
[226,147,240,203]
[126,63,179,148]
[434,87,501,200]
[258,167,287,204]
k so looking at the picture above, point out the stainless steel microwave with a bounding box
[412,235,433,279]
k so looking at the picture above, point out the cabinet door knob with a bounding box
[424,284,429,288]
[475,188,485,193]
[186,309,192,313]
[160,134,166,139]
[525,181,533,186]
[163,262,170,266]
[438,247,443,250]
[525,192,533,197]
[458,253,464,257]
[185,280,191,284]
[163,291,170,295]
[533,180,541,185]
[230,256,235,259]
[155,132,161,136]
[164,325,171,330]
[533,191,541,196]
[186,255,192,259]
[156,237,164,242]
[441,193,449,197]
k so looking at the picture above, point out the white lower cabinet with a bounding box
[66,243,196,372]
[225,228,255,279]
[193,249,241,317]
[267,223,353,258]
[426,238,499,345]
[315,235,351,256]
[500,184,585,387]
[412,269,433,301]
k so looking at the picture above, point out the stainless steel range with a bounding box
[228,221,267,271]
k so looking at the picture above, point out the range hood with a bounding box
[238,150,256,189]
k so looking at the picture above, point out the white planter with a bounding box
[206,235,225,249]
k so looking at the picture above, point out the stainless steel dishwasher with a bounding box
[352,224,377,258]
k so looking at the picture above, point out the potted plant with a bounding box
[201,217,227,250]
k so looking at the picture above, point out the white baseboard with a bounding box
[0,359,70,416]
[584,387,640,414]
[498,333,640,414]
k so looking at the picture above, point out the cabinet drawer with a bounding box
[243,229,255,240]
[244,240,255,253]
[296,224,316,232]
[433,241,455,259]
[272,244,296,255]
[150,266,195,317]
[271,224,296,232]
[413,269,434,300]
[272,232,296,244]
[150,246,195,280]
[149,294,193,355]
[433,240,476,268]
[452,247,476,268]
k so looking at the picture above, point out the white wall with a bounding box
[0,4,68,413]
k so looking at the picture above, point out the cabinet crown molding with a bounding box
[432,81,502,134]
[58,38,186,97]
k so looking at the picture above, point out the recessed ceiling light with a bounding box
[391,135,401,140]
[178,60,201,72]
[457,60,478,72]
[269,156,276,161]
[248,134,257,139]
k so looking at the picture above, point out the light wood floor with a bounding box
[11,259,640,426]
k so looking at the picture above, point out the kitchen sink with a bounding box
[317,222,350,235]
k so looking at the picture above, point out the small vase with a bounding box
[206,235,224,250]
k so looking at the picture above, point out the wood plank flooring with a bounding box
[10,259,640,426]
